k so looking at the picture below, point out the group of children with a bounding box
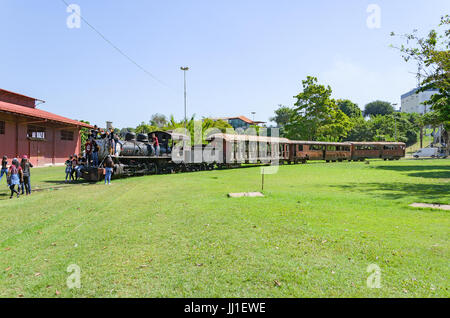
[65,154,86,182]
[64,126,118,184]
[91,125,119,156]
[0,155,33,199]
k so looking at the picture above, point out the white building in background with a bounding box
[401,87,439,114]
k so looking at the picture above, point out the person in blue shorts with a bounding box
[65,156,73,182]
[104,155,114,185]
[7,158,23,199]
[0,156,8,184]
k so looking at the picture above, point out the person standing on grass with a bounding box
[92,139,99,167]
[71,155,79,181]
[7,158,23,199]
[20,156,33,195]
[65,156,73,182]
[104,155,114,185]
[0,156,8,184]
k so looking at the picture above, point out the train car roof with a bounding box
[289,140,352,146]
[349,142,406,145]
[206,133,290,143]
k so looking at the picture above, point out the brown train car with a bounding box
[380,142,406,160]
[288,141,352,163]
[206,133,290,165]
[349,142,406,161]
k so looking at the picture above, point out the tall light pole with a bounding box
[251,112,256,122]
[180,66,189,131]
[392,103,398,142]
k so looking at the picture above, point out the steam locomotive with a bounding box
[80,131,406,181]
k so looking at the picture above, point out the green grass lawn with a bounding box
[0,159,449,298]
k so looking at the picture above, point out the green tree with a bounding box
[119,127,135,138]
[345,113,421,146]
[285,76,352,141]
[135,122,157,134]
[270,105,295,137]
[161,115,232,144]
[79,120,91,152]
[391,15,450,153]
[364,101,395,117]
[344,118,374,141]
[202,118,232,134]
[368,114,419,146]
[150,113,168,128]
[336,99,362,118]
[270,105,295,127]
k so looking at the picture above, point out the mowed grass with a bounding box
[0,159,449,298]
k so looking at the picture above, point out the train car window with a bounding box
[310,145,322,151]
[297,145,303,151]
[327,145,336,151]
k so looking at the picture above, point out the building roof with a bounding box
[349,142,406,146]
[0,88,44,103]
[0,100,93,128]
[401,87,439,99]
[289,140,352,146]
[221,116,266,125]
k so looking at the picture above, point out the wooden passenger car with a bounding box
[288,141,352,163]
[349,142,383,161]
[380,142,406,160]
[349,142,406,161]
[206,133,290,165]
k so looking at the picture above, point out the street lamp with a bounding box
[392,103,398,142]
[251,112,256,122]
[180,66,189,131]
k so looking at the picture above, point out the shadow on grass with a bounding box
[407,171,450,179]
[0,180,97,201]
[372,165,450,180]
[330,182,449,202]
[372,165,450,172]
[41,180,91,185]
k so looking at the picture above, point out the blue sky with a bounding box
[0,0,448,128]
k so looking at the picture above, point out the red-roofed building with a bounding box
[0,89,93,167]
[216,116,266,130]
